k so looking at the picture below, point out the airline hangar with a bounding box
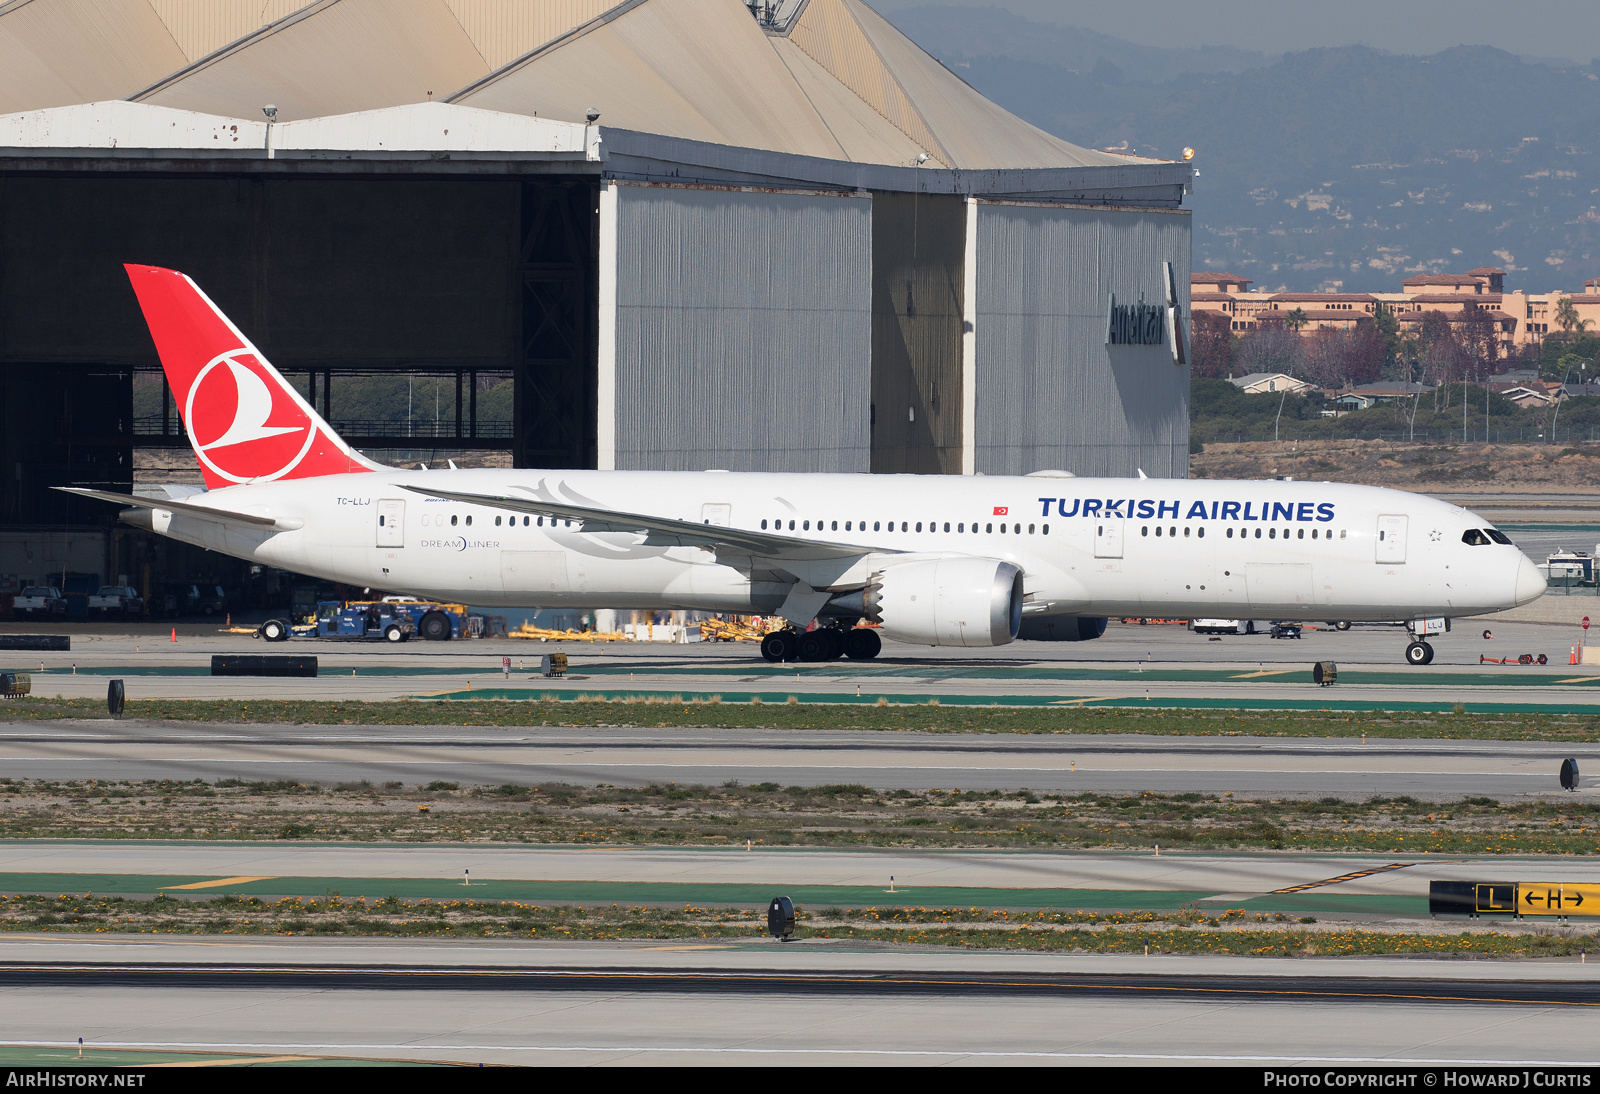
[0,0,1192,592]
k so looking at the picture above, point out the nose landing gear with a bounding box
[1405,640,1435,665]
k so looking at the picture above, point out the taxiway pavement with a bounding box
[1,936,1596,1066]
[2,721,1593,797]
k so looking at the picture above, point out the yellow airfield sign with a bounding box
[1517,882,1600,916]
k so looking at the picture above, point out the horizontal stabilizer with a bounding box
[55,487,302,530]
[400,485,873,561]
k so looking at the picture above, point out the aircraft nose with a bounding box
[1514,554,1546,606]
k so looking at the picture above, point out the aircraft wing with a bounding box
[400,485,875,561]
[54,487,302,530]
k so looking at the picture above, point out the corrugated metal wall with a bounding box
[974,202,1191,479]
[613,184,872,472]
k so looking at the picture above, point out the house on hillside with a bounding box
[1500,382,1564,408]
[1328,382,1430,412]
[1229,372,1312,395]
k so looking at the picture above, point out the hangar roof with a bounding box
[0,98,594,159]
[1,0,1142,173]
[451,0,1129,170]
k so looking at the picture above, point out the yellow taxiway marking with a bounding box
[1047,696,1121,706]
[1557,676,1600,684]
[1231,669,1300,679]
[161,876,275,891]
[152,1056,315,1067]
[1271,862,1415,894]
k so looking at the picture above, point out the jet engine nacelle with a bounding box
[1016,615,1108,642]
[863,557,1023,647]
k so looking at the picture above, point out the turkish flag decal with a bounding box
[993,506,1009,516]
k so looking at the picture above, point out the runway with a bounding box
[3,720,1593,797]
[1,937,1596,1066]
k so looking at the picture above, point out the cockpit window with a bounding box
[1461,529,1490,546]
[1485,529,1513,545]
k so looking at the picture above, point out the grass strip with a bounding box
[6,695,1600,741]
[5,776,1599,853]
[4,893,1592,957]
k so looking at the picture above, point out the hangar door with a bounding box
[612,183,872,473]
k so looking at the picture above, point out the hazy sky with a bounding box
[870,1,1600,63]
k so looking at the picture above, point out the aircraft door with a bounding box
[701,503,731,526]
[376,499,405,548]
[1094,517,1124,559]
[1376,514,1407,564]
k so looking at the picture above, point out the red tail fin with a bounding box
[124,264,381,488]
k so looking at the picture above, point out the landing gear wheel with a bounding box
[1405,641,1434,666]
[259,619,288,642]
[419,611,452,641]
[1334,621,1352,631]
[843,628,882,660]
[797,629,841,662]
[761,630,799,663]
[384,624,404,643]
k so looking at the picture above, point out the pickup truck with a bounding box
[88,586,145,618]
[13,587,67,619]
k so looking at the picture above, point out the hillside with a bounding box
[888,5,1600,292]
[1191,437,1600,491]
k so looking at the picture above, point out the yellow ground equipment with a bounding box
[509,622,625,642]
[700,616,777,642]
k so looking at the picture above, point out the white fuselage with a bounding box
[136,469,1543,626]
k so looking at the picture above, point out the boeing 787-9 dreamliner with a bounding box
[63,265,1547,665]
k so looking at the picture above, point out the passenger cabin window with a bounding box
[451,515,458,526]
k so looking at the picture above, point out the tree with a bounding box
[1234,326,1302,378]
[1189,311,1235,379]
[1555,295,1595,337]
[1284,307,1309,332]
[1341,324,1384,387]
[1457,306,1501,379]
[1372,301,1407,378]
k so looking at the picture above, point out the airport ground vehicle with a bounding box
[66,265,1548,666]
[152,582,227,618]
[1191,619,1262,635]
[258,597,467,643]
[259,600,414,642]
[13,587,67,619]
[87,586,144,618]
[1270,622,1303,639]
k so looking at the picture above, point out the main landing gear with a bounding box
[760,627,881,663]
[1405,640,1435,666]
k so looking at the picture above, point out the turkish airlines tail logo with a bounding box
[124,265,381,488]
